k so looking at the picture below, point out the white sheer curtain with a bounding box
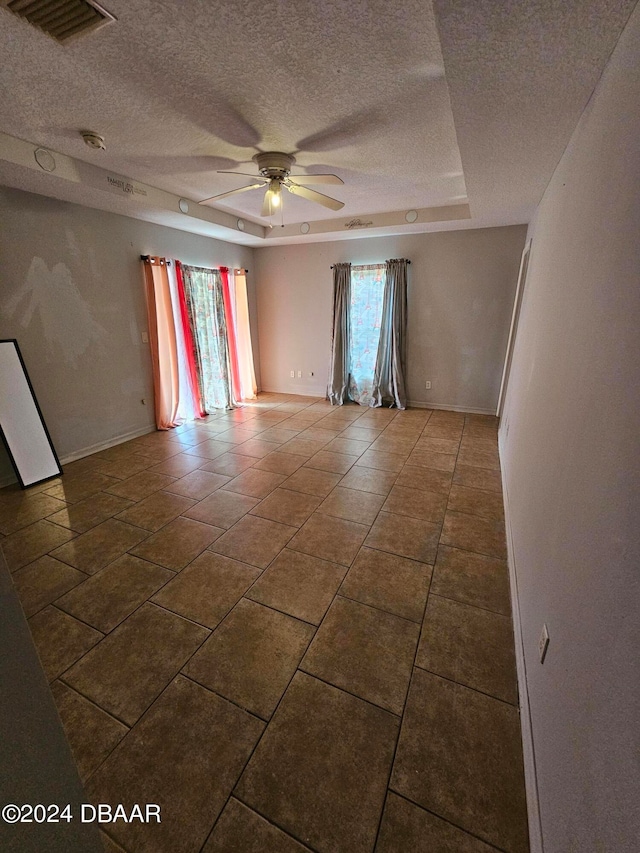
[233,269,257,400]
[348,264,385,405]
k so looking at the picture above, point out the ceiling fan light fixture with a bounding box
[269,180,282,208]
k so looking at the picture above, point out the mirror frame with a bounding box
[0,339,63,489]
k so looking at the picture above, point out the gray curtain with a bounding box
[327,263,351,405]
[371,258,408,409]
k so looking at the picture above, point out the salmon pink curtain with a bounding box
[234,268,257,400]
[142,257,180,429]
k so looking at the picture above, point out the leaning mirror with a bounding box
[0,339,62,488]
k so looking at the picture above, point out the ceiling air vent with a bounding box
[1,0,116,43]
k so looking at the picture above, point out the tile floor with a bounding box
[0,393,529,853]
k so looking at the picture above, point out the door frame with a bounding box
[497,239,532,418]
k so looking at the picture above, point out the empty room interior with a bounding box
[0,2,638,852]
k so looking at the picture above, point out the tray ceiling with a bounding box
[0,0,636,244]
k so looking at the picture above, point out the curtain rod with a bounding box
[140,255,171,266]
[141,255,249,273]
[330,260,411,268]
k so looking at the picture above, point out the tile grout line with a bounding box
[225,792,320,853]
[334,589,428,626]
[411,663,520,708]
[371,484,438,851]
[294,668,403,720]
[427,589,513,619]
[179,672,267,724]
[387,788,511,853]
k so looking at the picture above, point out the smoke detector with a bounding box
[81,131,106,150]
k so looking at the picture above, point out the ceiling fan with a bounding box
[198,151,344,217]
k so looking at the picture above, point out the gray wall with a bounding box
[0,548,102,852]
[253,226,526,412]
[0,188,256,475]
[499,4,640,851]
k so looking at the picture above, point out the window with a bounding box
[142,258,256,430]
[348,264,385,405]
[328,258,408,409]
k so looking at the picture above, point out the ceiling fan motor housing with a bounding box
[253,151,295,179]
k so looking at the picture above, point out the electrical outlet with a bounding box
[539,623,550,663]
[297,370,302,378]
[141,331,149,343]
[141,398,146,405]
[290,370,295,378]
[425,380,432,390]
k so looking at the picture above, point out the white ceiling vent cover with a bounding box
[1,0,116,43]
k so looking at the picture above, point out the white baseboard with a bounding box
[59,423,156,466]
[0,423,156,489]
[260,383,327,398]
[259,389,495,415]
[407,400,496,415]
[498,428,544,853]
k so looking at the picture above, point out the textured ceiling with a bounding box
[435,0,638,225]
[0,0,465,226]
[0,0,636,244]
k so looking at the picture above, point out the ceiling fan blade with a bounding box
[198,182,265,204]
[217,171,267,179]
[285,183,344,211]
[288,174,344,185]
